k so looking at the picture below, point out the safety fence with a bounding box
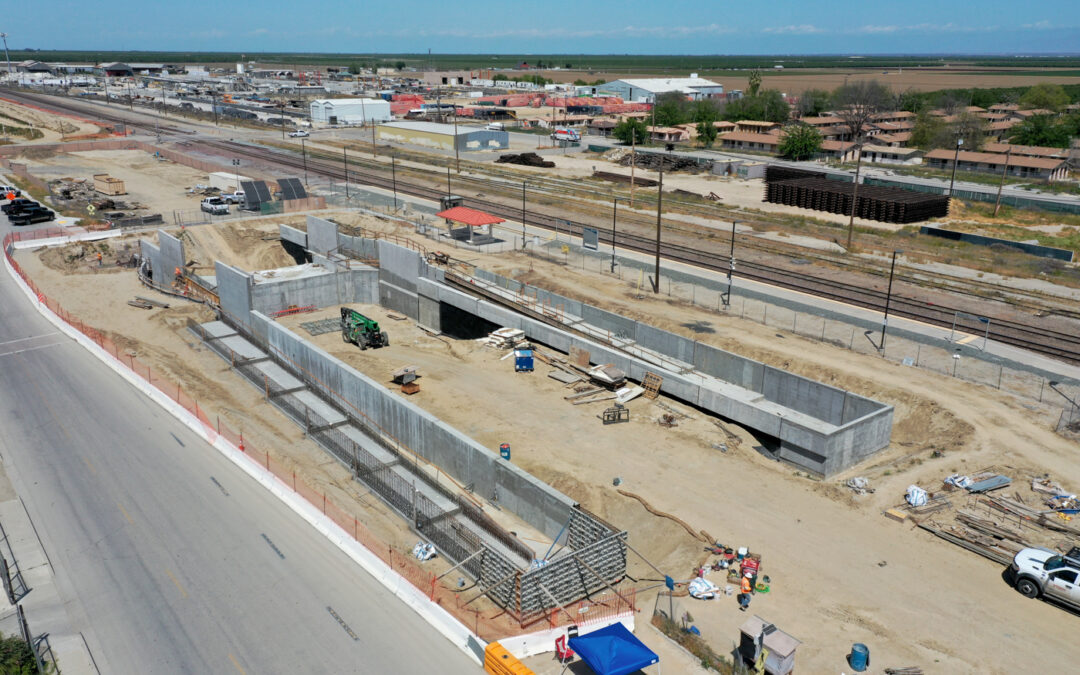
[2,229,636,642]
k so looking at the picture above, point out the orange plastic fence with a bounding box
[1,230,637,642]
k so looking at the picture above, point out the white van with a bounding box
[485,122,505,131]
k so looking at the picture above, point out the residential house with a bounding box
[718,131,782,153]
[588,119,617,137]
[735,120,781,134]
[861,145,923,165]
[924,149,1069,181]
[648,126,691,143]
[982,142,1069,160]
[817,140,859,162]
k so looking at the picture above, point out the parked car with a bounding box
[9,206,55,226]
[288,130,309,138]
[200,197,229,215]
[2,198,37,215]
[1010,547,1080,611]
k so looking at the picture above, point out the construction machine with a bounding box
[341,308,389,349]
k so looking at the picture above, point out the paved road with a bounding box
[0,219,476,672]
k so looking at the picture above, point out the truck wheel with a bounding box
[1016,578,1040,599]
[381,332,389,347]
[342,332,349,343]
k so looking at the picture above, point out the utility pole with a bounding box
[453,107,460,173]
[446,166,451,196]
[630,129,636,207]
[301,137,308,185]
[948,137,964,196]
[653,169,663,293]
[993,147,1011,217]
[0,33,11,74]
[880,250,901,353]
[724,220,737,307]
[160,84,166,117]
[343,146,350,199]
[391,155,398,211]
[521,181,527,249]
[233,158,241,193]
[610,197,618,273]
[211,90,219,126]
[846,142,863,251]
[279,102,286,140]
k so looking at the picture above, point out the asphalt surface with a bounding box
[0,218,476,672]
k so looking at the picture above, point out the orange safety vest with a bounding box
[741,577,752,594]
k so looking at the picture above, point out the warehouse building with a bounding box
[598,75,723,102]
[376,121,509,152]
[309,98,392,125]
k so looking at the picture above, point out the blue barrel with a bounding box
[848,643,870,672]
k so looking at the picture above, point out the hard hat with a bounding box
[744,571,753,577]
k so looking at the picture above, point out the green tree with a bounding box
[347,63,362,75]
[697,120,718,147]
[951,111,987,151]
[1019,83,1069,112]
[722,90,790,123]
[395,61,406,71]
[778,123,823,160]
[612,118,649,145]
[1008,113,1072,147]
[653,92,690,126]
[747,69,762,97]
[910,109,946,150]
[831,80,891,143]
[573,79,588,86]
[797,89,831,117]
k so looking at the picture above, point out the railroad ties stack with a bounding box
[763,166,949,225]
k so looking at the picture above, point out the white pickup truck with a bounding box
[200,197,229,215]
[1010,547,1080,611]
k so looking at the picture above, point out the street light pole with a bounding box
[300,137,308,186]
[725,220,737,306]
[610,197,618,273]
[233,158,240,194]
[521,181,527,249]
[879,250,901,353]
[948,137,964,196]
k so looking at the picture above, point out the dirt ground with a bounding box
[328,225,1078,673]
[16,215,1080,673]
[10,148,217,216]
[0,98,101,142]
[540,67,1080,94]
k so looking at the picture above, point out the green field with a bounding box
[9,50,1080,72]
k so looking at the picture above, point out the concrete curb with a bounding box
[2,249,484,666]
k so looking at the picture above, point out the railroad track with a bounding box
[205,138,1080,365]
[4,88,1078,364]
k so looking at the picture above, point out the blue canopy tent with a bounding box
[562,622,660,675]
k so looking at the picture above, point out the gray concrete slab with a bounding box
[250,359,305,391]
[199,320,237,340]
[292,390,348,427]
[216,334,267,361]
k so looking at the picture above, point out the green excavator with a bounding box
[340,308,389,350]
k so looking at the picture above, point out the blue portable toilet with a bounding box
[514,349,534,372]
[848,643,869,672]
[499,443,511,460]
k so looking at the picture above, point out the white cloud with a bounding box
[762,25,822,35]
[1022,20,1054,29]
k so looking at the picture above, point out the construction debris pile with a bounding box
[495,152,555,168]
[49,177,143,215]
[893,468,1080,565]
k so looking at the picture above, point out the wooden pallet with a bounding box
[642,372,663,400]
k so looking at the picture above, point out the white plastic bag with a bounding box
[906,485,928,507]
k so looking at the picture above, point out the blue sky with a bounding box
[9,0,1080,54]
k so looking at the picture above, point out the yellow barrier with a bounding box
[484,642,535,675]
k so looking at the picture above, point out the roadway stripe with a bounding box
[165,569,189,599]
[956,334,979,345]
[228,653,247,675]
[0,332,59,347]
[0,341,67,358]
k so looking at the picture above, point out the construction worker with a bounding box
[96,252,103,267]
[741,555,760,593]
[739,572,753,611]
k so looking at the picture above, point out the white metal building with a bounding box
[597,75,724,102]
[309,98,392,125]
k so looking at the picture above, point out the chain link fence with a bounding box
[518,239,1080,424]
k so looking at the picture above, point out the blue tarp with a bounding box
[568,622,659,675]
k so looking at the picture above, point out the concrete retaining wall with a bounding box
[216,261,253,320]
[307,215,339,255]
[248,311,574,538]
[280,224,307,248]
[157,229,185,278]
[251,267,378,314]
[139,239,162,284]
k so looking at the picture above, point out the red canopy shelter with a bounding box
[435,206,505,243]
